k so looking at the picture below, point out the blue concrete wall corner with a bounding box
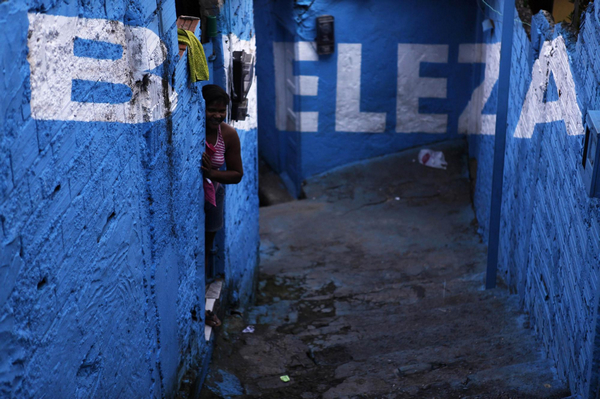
[0,0,259,396]
[469,1,600,397]
[254,0,481,195]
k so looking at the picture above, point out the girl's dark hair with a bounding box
[202,84,230,105]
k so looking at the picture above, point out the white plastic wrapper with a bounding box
[418,149,448,170]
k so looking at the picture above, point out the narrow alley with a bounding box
[200,140,570,398]
[4,0,600,397]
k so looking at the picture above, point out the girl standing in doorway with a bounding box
[201,85,243,325]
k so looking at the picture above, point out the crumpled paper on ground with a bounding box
[418,149,448,170]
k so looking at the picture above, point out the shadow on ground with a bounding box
[199,139,570,399]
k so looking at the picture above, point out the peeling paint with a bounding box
[514,36,583,139]
[27,13,177,123]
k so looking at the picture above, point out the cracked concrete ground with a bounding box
[199,139,570,399]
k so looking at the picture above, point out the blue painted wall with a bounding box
[0,0,258,396]
[212,0,260,307]
[254,0,600,396]
[255,0,480,194]
[468,1,600,397]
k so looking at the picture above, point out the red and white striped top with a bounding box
[210,124,226,169]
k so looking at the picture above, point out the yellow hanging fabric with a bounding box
[177,28,209,82]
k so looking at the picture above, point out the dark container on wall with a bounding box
[316,15,334,55]
[231,50,254,120]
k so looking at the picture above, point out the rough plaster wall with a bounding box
[469,1,600,396]
[1,2,159,397]
[220,0,260,308]
[161,18,208,394]
[254,0,480,183]
[0,0,237,396]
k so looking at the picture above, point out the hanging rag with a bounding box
[203,142,218,206]
[177,28,209,82]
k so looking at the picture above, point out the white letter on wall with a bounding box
[295,42,319,132]
[514,37,583,139]
[335,43,386,132]
[458,43,501,135]
[273,42,290,131]
[295,41,319,62]
[273,41,319,132]
[27,13,177,124]
[396,44,448,133]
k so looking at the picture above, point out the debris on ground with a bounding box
[418,149,448,169]
[199,140,569,399]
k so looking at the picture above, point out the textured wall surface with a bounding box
[468,1,600,397]
[219,0,260,311]
[254,0,481,193]
[0,0,258,397]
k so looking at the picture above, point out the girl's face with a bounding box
[206,101,227,129]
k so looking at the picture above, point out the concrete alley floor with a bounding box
[199,139,570,399]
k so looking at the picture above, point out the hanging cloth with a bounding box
[177,28,209,82]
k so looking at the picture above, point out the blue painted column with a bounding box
[486,0,514,289]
